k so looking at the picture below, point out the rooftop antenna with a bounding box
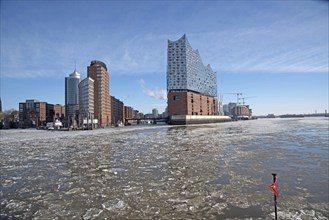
[74,60,76,71]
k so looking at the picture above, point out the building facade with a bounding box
[46,104,65,122]
[167,35,218,116]
[65,69,80,124]
[231,105,252,119]
[19,100,65,128]
[168,91,218,116]
[133,110,143,119]
[79,77,95,122]
[87,60,111,127]
[124,106,134,119]
[223,102,237,116]
[19,100,47,127]
[152,108,159,118]
[111,96,124,125]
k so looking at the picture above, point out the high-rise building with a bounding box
[87,60,111,127]
[79,77,95,123]
[65,69,80,123]
[167,35,218,116]
[152,108,159,118]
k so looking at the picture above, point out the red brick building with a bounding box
[87,60,111,127]
[111,96,124,125]
[232,105,251,117]
[124,106,134,119]
[47,104,65,122]
[19,100,47,127]
[168,91,218,116]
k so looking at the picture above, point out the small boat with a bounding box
[115,121,124,127]
[54,119,63,128]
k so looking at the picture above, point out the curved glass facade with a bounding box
[167,35,217,97]
[65,70,81,116]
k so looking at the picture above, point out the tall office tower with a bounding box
[87,60,111,127]
[79,77,95,123]
[152,108,159,118]
[65,69,80,124]
[167,34,218,116]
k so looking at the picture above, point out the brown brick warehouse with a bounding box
[19,100,65,127]
[168,91,218,116]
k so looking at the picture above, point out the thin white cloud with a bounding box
[2,28,327,79]
[107,33,170,75]
[138,79,167,100]
[1,2,327,79]
[188,23,328,74]
[223,46,328,73]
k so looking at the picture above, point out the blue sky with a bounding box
[1,1,328,115]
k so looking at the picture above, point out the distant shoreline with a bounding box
[257,113,328,118]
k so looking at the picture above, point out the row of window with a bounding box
[169,59,185,63]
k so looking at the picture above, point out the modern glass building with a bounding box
[65,70,80,120]
[167,34,217,97]
[167,35,219,116]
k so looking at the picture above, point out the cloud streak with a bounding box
[138,79,167,100]
[107,33,173,76]
[1,1,327,79]
[188,23,328,74]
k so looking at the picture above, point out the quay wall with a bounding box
[169,115,231,125]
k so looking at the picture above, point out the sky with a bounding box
[1,0,328,116]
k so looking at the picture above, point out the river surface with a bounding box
[1,118,328,219]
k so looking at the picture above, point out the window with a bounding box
[173,95,180,101]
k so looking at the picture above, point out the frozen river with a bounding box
[1,118,328,219]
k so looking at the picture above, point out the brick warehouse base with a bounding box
[169,115,231,125]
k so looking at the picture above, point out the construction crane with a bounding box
[220,93,243,105]
[239,96,257,105]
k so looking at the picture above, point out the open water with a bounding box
[1,117,328,219]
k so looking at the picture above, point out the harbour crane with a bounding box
[239,96,257,105]
[220,93,243,105]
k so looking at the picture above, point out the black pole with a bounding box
[272,173,278,220]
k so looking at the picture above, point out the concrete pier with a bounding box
[169,115,231,125]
